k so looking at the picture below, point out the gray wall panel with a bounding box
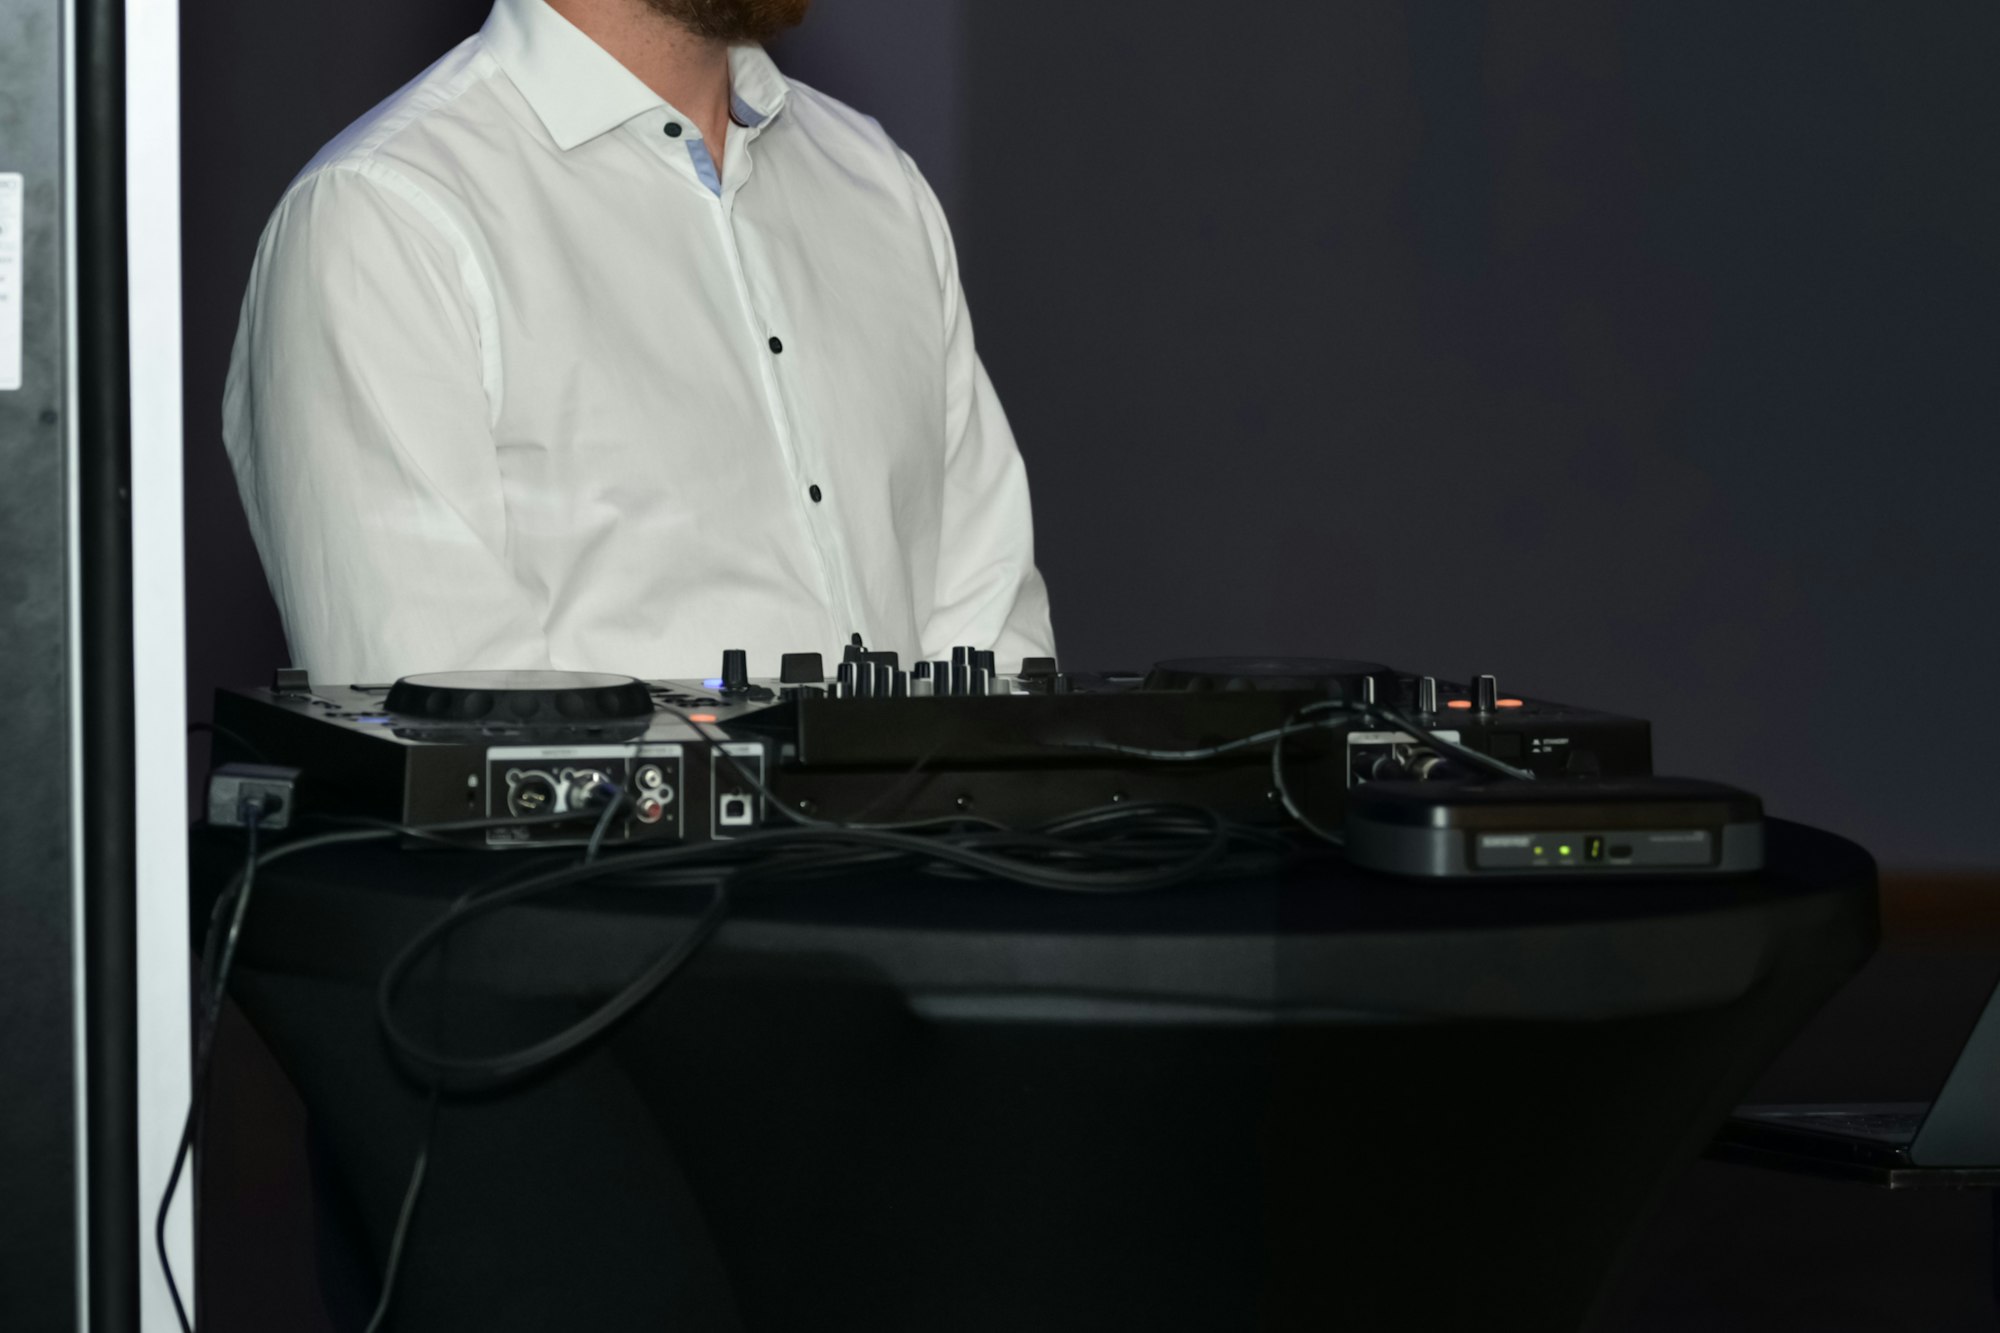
[0,0,80,1325]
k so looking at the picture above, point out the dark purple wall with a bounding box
[961,1,2000,867]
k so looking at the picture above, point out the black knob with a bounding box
[1416,676,1439,713]
[952,646,972,668]
[843,643,866,664]
[975,650,997,675]
[912,661,932,680]
[1472,674,1498,713]
[835,662,856,697]
[780,652,824,685]
[1020,657,1057,677]
[721,649,750,691]
[891,670,909,697]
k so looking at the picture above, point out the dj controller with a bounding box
[201,649,1761,878]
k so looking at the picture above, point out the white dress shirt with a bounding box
[223,0,1053,684]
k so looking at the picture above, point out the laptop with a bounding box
[1716,976,2000,1183]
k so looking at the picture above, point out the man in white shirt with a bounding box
[224,0,1055,686]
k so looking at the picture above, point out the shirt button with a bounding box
[768,336,784,354]
[664,121,683,138]
[808,484,823,503]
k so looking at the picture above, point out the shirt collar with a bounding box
[483,0,790,152]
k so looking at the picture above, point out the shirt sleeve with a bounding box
[897,151,1057,671]
[221,163,550,684]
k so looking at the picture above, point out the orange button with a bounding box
[688,713,719,723]
[1497,698,1524,708]
[1446,700,1473,710]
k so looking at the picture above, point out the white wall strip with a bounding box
[125,0,191,1325]
[0,173,23,391]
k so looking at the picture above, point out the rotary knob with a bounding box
[720,649,750,692]
[779,652,824,685]
[1472,674,1498,713]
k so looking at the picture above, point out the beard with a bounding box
[641,0,813,43]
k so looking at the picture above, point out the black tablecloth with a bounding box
[193,817,1876,1332]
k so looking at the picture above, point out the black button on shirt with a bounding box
[768,336,784,354]
[809,485,823,503]
[663,122,683,138]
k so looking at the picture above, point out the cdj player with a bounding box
[211,651,1661,859]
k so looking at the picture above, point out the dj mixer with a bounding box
[212,650,1656,855]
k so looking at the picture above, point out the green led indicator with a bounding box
[1559,844,1572,856]
[1533,845,1544,855]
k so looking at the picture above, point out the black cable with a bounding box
[377,854,728,1090]
[374,803,1256,1092]
[173,776,1289,1326]
[362,1088,437,1333]
[583,781,628,864]
[1365,702,1537,782]
[161,814,521,1333]
[361,846,568,1332]
[1057,690,1536,839]
[187,719,270,765]
[1061,711,1360,762]
[309,806,623,841]
[158,798,270,1333]
[183,721,1303,1314]
[1271,702,1349,846]
[659,705,1014,832]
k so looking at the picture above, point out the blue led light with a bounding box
[702,678,725,689]
[357,715,392,725]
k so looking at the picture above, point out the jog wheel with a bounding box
[384,670,654,724]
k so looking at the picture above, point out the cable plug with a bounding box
[207,762,302,830]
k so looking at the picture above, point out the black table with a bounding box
[193,818,1876,1332]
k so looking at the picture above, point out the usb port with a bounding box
[719,793,754,827]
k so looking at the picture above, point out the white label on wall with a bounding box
[0,173,21,391]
